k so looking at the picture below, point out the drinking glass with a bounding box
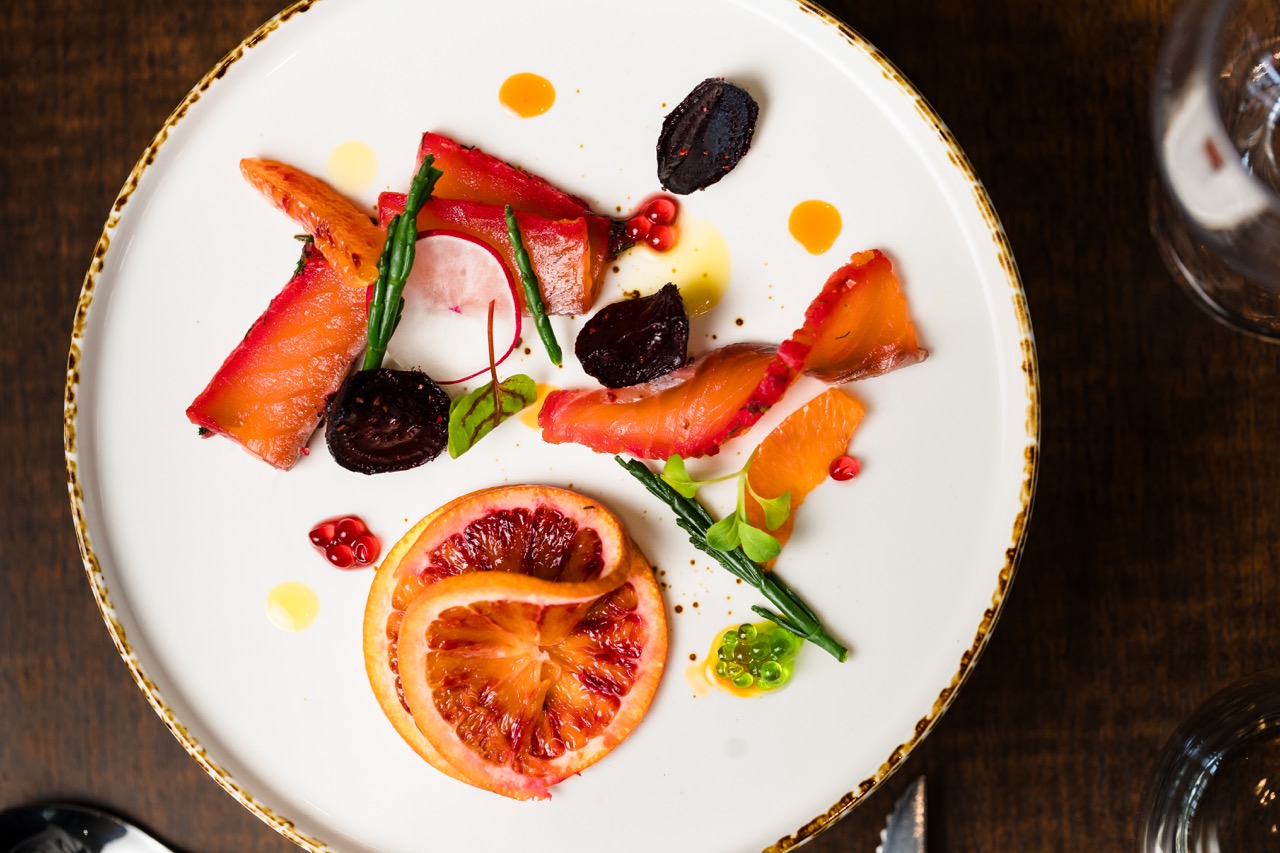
[1138,671,1280,852]
[1151,0,1280,339]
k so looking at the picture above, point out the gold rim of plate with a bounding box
[61,1,1039,850]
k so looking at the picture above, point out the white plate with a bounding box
[65,1,1037,850]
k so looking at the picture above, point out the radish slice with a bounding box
[380,229,522,385]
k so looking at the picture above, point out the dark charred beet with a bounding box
[657,78,759,195]
[326,368,450,474]
[575,284,690,388]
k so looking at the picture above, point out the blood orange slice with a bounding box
[362,486,652,791]
[745,388,866,551]
[398,547,666,800]
[240,158,384,287]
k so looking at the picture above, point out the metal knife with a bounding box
[877,775,927,853]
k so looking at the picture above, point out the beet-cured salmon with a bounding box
[537,248,925,460]
[186,244,367,470]
[240,159,384,288]
[415,132,613,287]
[379,192,597,316]
[796,249,927,383]
[538,342,809,459]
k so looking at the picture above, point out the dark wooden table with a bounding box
[5,0,1278,850]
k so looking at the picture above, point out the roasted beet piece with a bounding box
[575,284,690,388]
[325,368,450,474]
[657,78,759,195]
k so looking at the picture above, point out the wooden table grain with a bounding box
[6,0,1279,850]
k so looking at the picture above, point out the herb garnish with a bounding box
[447,301,537,458]
[616,456,848,661]
[504,204,563,367]
[363,155,444,371]
[661,454,790,563]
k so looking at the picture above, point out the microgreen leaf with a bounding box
[446,300,536,458]
[661,454,701,498]
[705,514,741,551]
[748,483,792,532]
[447,374,536,458]
[738,524,782,563]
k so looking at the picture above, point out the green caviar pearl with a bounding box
[737,623,757,643]
[770,632,796,658]
[715,661,730,678]
[732,672,755,689]
[722,631,738,647]
[750,639,771,660]
[726,662,744,678]
[717,645,734,662]
[760,660,785,685]
[749,662,761,677]
[732,645,752,664]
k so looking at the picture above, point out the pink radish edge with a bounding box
[364,228,523,385]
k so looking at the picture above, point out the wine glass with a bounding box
[1151,0,1280,338]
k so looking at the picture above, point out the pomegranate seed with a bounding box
[644,196,678,225]
[308,522,336,547]
[647,225,676,252]
[326,542,356,568]
[624,215,651,241]
[352,533,381,565]
[829,455,861,481]
[335,516,366,543]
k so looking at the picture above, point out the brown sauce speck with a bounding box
[674,605,684,614]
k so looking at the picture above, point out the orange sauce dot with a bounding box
[788,200,842,254]
[500,73,556,118]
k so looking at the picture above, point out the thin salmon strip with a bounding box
[241,158,384,287]
[415,132,613,287]
[379,192,597,316]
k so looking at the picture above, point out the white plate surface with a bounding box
[65,1,1037,851]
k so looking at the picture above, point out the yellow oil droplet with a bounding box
[500,73,556,118]
[685,656,712,698]
[609,215,730,317]
[266,581,319,632]
[520,383,559,428]
[326,141,378,197]
[788,200,842,254]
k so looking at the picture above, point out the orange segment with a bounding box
[240,158,384,287]
[363,486,660,796]
[398,550,666,801]
[745,388,866,550]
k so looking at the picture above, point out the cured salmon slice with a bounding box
[538,342,807,459]
[379,192,597,316]
[186,244,367,470]
[415,132,613,287]
[796,249,927,382]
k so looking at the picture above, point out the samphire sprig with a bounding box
[363,155,444,370]
[615,456,848,661]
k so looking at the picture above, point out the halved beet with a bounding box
[325,368,450,474]
[575,284,690,388]
[657,78,759,195]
